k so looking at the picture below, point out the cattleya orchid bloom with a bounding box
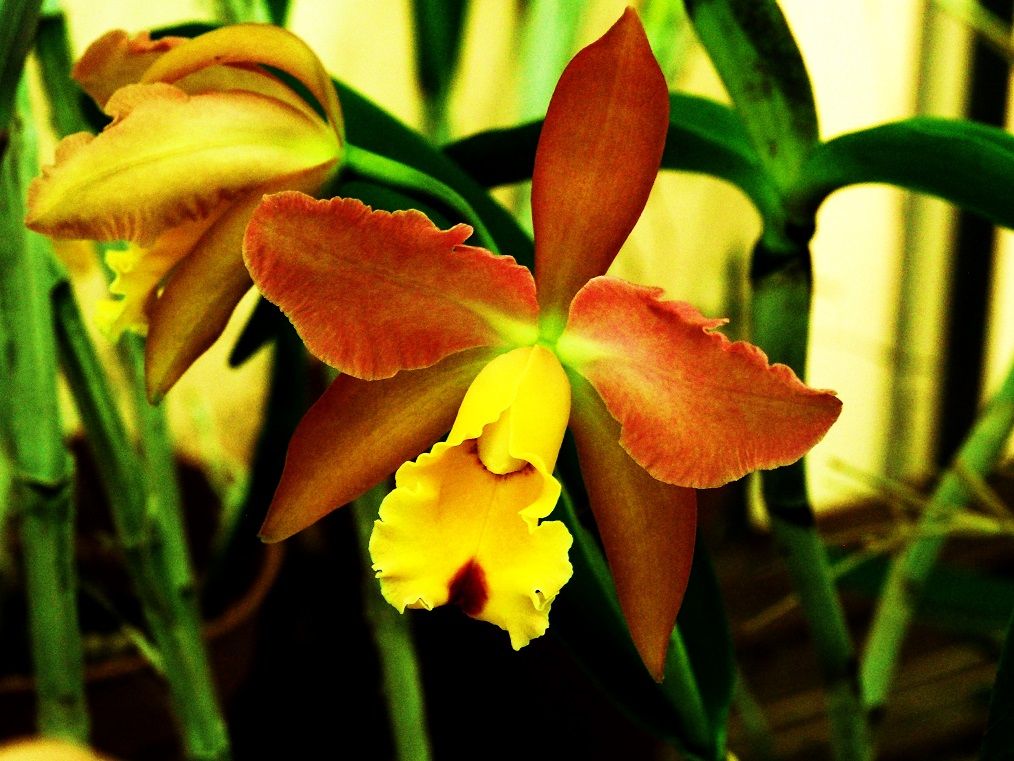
[243,10,841,678]
[25,24,344,399]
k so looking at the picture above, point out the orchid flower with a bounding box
[243,10,841,679]
[25,24,344,399]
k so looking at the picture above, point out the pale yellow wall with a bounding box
[786,1,920,508]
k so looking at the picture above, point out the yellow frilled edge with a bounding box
[369,345,574,649]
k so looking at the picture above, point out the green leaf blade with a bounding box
[664,92,781,222]
[0,0,42,142]
[443,93,780,222]
[684,0,818,192]
[792,117,1014,230]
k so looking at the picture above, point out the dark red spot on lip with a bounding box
[448,559,488,616]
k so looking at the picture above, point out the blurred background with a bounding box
[10,2,1014,759]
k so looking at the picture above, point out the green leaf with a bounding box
[334,80,533,265]
[228,296,289,367]
[791,117,1014,230]
[34,13,90,138]
[0,0,42,143]
[265,0,289,25]
[442,120,540,187]
[981,605,1014,760]
[642,0,692,81]
[411,0,467,100]
[662,92,780,221]
[444,93,780,220]
[553,480,712,760]
[515,0,585,122]
[683,0,818,192]
[411,0,467,142]
[552,435,732,760]
[676,533,735,748]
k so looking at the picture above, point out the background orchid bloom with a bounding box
[243,9,841,679]
[25,24,344,399]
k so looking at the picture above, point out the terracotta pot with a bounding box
[0,440,284,758]
[0,542,282,758]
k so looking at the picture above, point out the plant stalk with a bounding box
[664,626,712,751]
[0,80,88,743]
[52,285,231,760]
[861,353,1014,711]
[751,248,872,761]
[351,483,433,761]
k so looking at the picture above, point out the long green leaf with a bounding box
[676,532,735,747]
[443,93,779,219]
[33,13,89,138]
[661,93,780,221]
[334,80,532,261]
[0,0,42,141]
[791,117,1014,230]
[411,1,466,98]
[411,0,467,141]
[553,481,713,760]
[683,0,818,192]
[862,354,1014,711]
[441,121,539,187]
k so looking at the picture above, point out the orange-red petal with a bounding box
[143,164,334,400]
[243,193,540,380]
[143,196,256,401]
[531,9,669,323]
[259,347,499,542]
[558,277,842,488]
[568,371,697,681]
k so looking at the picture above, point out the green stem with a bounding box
[664,627,712,751]
[556,484,714,757]
[344,143,498,252]
[33,13,89,138]
[0,0,41,141]
[751,247,872,761]
[732,668,777,761]
[861,353,1014,712]
[768,509,869,759]
[51,286,231,760]
[0,80,88,743]
[351,483,433,761]
[126,334,231,757]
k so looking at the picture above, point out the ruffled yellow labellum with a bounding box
[370,346,573,648]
